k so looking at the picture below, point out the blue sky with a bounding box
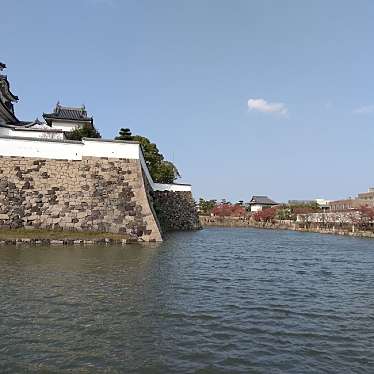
[2,0,374,202]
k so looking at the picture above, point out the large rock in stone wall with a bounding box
[0,156,162,242]
[152,191,201,232]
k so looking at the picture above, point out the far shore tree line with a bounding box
[198,198,374,229]
[198,198,322,219]
[66,125,179,184]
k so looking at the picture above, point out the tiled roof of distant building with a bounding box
[43,103,93,124]
[249,195,277,205]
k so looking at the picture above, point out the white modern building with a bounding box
[315,198,330,210]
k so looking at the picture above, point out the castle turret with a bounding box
[43,103,93,132]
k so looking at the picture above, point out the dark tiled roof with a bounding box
[0,99,18,124]
[0,74,19,101]
[0,63,19,124]
[249,195,277,205]
[17,120,33,126]
[18,118,50,128]
[43,103,92,122]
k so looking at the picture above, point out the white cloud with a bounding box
[353,105,374,114]
[247,98,288,116]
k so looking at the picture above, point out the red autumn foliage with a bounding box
[358,205,374,220]
[252,207,277,222]
[211,204,246,217]
[356,206,374,229]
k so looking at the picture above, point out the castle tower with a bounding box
[43,103,93,132]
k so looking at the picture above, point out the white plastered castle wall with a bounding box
[49,120,87,132]
[0,136,192,192]
[0,126,64,140]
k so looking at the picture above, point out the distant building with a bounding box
[315,198,330,207]
[248,196,278,212]
[288,200,316,206]
[315,198,330,211]
[288,199,330,209]
[328,199,374,211]
[0,62,94,140]
[329,187,374,211]
[357,188,374,201]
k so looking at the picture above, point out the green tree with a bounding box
[198,198,217,215]
[151,160,180,184]
[276,206,292,220]
[132,135,180,183]
[115,128,133,141]
[114,129,180,183]
[66,123,101,141]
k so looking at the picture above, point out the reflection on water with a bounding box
[0,228,374,373]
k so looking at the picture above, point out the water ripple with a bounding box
[0,227,374,373]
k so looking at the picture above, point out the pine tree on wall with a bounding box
[115,128,133,141]
[114,128,180,184]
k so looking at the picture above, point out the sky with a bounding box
[2,0,374,203]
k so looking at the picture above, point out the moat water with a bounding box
[0,227,373,373]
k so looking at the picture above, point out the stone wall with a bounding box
[199,216,374,239]
[152,191,201,232]
[0,156,162,242]
[199,215,296,230]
